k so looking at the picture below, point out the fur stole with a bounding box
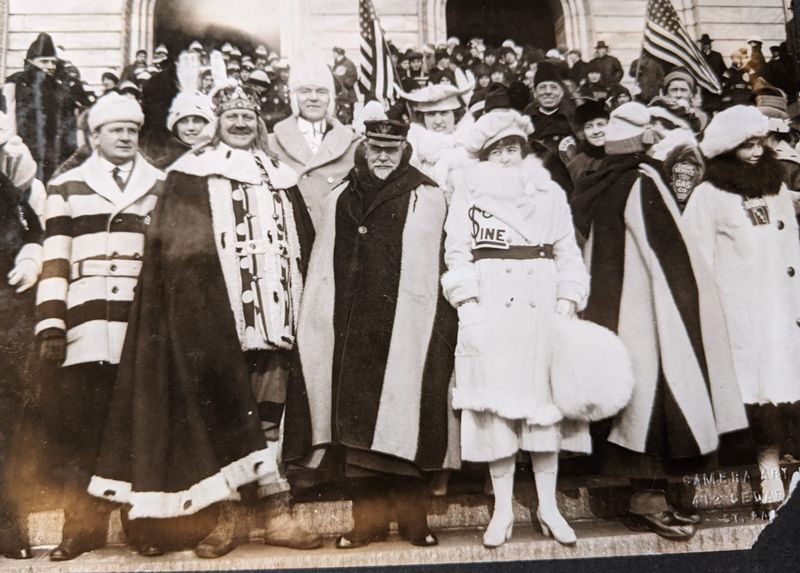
[705,149,784,198]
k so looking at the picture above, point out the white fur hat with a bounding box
[88,92,144,132]
[288,60,336,118]
[699,105,768,159]
[166,91,214,132]
[462,108,533,156]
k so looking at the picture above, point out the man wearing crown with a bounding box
[87,84,320,558]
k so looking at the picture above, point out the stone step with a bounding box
[6,512,767,572]
[26,463,791,547]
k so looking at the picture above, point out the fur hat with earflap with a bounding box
[288,59,336,118]
[699,105,768,159]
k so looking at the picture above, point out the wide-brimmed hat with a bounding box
[400,84,467,113]
[595,40,609,49]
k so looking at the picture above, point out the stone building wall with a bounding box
[0,0,793,89]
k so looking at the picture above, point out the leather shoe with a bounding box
[335,528,389,549]
[671,509,702,525]
[50,538,103,561]
[3,546,33,559]
[137,544,165,557]
[634,511,695,540]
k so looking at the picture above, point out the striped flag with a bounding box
[358,0,399,106]
[642,0,722,94]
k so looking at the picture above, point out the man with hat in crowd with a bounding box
[2,33,77,183]
[268,59,359,228]
[756,85,800,191]
[588,40,623,86]
[285,115,457,550]
[698,34,725,113]
[405,50,428,90]
[153,44,169,70]
[263,59,292,130]
[87,82,321,559]
[121,50,149,84]
[332,47,358,125]
[247,68,273,116]
[523,62,576,193]
[649,67,708,132]
[34,92,164,560]
[254,44,269,70]
[566,49,588,84]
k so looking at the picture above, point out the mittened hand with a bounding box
[7,259,39,293]
[40,334,67,363]
[555,298,577,318]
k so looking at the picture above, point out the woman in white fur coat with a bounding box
[441,108,590,547]
[683,105,800,510]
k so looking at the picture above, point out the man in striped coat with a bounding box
[35,93,164,561]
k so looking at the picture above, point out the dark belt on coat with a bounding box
[472,244,554,261]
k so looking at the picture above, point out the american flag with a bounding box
[642,0,722,94]
[358,0,399,106]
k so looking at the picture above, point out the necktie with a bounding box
[112,167,126,190]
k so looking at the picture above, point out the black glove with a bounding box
[39,328,66,363]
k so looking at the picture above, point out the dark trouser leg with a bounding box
[349,478,392,540]
[53,363,116,547]
[391,476,433,543]
[0,357,30,556]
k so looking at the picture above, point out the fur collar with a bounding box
[168,143,298,189]
[705,149,784,198]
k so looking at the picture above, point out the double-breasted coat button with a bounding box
[110,264,117,272]
[505,301,512,308]
[111,251,119,257]
[506,267,512,273]
[789,267,796,277]
[529,302,536,308]
[777,220,785,230]
[358,226,368,235]
[327,177,334,183]
[527,269,534,275]
[111,286,119,294]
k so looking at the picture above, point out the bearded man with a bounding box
[88,84,320,558]
[285,119,457,548]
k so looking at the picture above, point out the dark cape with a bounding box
[89,166,314,518]
[285,154,458,473]
[599,164,748,477]
[570,153,649,331]
[6,65,77,183]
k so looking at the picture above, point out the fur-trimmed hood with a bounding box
[705,148,783,198]
[168,142,298,189]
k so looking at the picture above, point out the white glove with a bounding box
[555,298,577,318]
[8,259,39,293]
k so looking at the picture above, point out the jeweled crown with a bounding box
[212,84,261,115]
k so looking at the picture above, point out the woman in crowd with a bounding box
[566,100,608,184]
[684,105,800,511]
[441,107,590,548]
[152,52,214,169]
[404,83,471,203]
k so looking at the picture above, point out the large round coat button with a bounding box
[505,267,512,273]
[111,286,119,294]
[110,264,117,272]
[505,301,512,308]
[777,220,785,230]
[358,226,368,235]
[789,267,796,277]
